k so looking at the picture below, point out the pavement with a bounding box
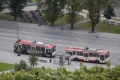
[0,5,120,74]
[0,51,112,74]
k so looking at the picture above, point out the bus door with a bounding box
[21,44,27,54]
[18,44,22,52]
[83,52,89,61]
[100,55,105,63]
[41,47,45,57]
[46,49,51,57]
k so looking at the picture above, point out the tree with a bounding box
[66,0,83,29]
[28,50,39,68]
[103,5,114,26]
[37,0,66,26]
[84,0,110,32]
[0,0,4,12]
[7,0,27,21]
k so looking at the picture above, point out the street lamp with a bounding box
[96,24,99,38]
[17,19,21,56]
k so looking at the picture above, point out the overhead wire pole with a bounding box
[17,19,20,56]
[70,33,89,50]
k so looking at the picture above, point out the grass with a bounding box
[31,0,36,2]
[0,62,14,72]
[0,13,20,21]
[72,21,120,34]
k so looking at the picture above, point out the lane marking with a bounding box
[19,28,33,40]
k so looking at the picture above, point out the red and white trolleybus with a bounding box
[65,47,110,64]
[14,39,56,58]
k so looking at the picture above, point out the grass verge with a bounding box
[73,21,120,34]
[0,62,14,72]
[0,13,15,21]
[32,0,36,3]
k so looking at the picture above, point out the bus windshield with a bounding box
[50,45,56,53]
[105,53,109,59]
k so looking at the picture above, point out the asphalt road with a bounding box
[0,20,120,71]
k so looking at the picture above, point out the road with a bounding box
[0,20,120,71]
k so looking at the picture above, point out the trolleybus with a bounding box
[14,39,56,58]
[65,47,110,64]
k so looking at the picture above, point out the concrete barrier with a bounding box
[39,59,47,63]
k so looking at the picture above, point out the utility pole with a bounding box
[17,19,20,56]
[96,24,99,38]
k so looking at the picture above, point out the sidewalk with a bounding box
[0,51,113,74]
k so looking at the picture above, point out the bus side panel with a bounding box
[77,56,84,61]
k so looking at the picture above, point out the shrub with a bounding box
[14,59,31,72]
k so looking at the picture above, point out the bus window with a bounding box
[19,45,21,49]
[89,53,93,57]
[31,47,35,50]
[77,52,80,55]
[77,52,83,56]
[100,55,104,60]
[22,44,27,49]
[73,51,77,55]
[105,53,109,59]
[51,45,56,52]
[96,53,99,57]
[36,46,40,51]
[66,52,72,56]
[93,54,97,57]
[84,53,88,57]
[41,47,45,52]
[46,49,50,54]
[80,52,83,56]
[27,45,31,49]
[73,51,75,55]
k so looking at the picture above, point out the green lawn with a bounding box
[0,13,20,21]
[31,0,36,2]
[0,13,15,21]
[0,62,14,72]
[72,21,120,34]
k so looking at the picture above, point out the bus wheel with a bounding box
[95,60,100,64]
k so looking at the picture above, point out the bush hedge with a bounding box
[0,63,120,80]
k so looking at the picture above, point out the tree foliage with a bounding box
[103,5,114,19]
[84,0,111,32]
[103,5,114,26]
[37,0,66,26]
[7,0,27,21]
[66,0,83,29]
[28,50,39,68]
[0,0,4,12]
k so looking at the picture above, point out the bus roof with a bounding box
[65,47,109,54]
[14,39,55,49]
